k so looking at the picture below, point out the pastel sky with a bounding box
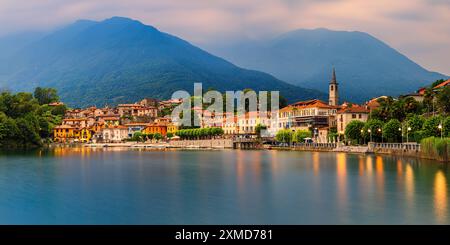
[0,0,449,74]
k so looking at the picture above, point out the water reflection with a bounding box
[313,152,320,176]
[336,153,348,222]
[1,147,449,224]
[434,170,448,224]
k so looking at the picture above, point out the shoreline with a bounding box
[46,142,448,163]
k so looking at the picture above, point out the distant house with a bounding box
[337,105,370,135]
[117,103,157,118]
[101,125,129,143]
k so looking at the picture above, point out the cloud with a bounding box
[0,0,448,74]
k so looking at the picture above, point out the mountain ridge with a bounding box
[206,28,447,102]
[0,17,325,107]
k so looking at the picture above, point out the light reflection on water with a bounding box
[0,147,448,224]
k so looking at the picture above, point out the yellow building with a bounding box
[79,128,94,143]
[166,123,178,134]
[53,125,80,143]
[144,123,167,136]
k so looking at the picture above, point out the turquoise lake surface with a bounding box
[0,147,448,224]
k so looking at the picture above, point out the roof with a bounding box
[54,125,78,129]
[63,118,88,121]
[280,99,337,112]
[124,122,150,127]
[433,79,450,89]
[104,125,128,129]
[338,105,369,114]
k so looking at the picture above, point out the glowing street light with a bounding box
[407,126,411,143]
[368,128,372,143]
[438,123,443,139]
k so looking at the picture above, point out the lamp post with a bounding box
[378,128,382,143]
[368,128,372,143]
[361,129,365,145]
[438,123,443,139]
[399,127,403,143]
[407,126,411,143]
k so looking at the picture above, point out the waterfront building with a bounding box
[101,125,129,143]
[238,111,271,135]
[144,123,168,136]
[278,99,338,131]
[124,122,150,137]
[336,105,370,135]
[222,116,239,135]
[53,125,80,143]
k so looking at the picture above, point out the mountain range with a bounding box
[0,17,447,107]
[0,17,324,107]
[208,28,447,102]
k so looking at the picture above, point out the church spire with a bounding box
[330,67,337,84]
[328,67,339,106]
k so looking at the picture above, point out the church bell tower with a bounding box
[329,68,339,106]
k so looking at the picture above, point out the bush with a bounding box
[421,137,449,161]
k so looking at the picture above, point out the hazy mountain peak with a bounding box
[0,17,323,107]
[210,28,447,102]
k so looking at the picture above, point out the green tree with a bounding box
[255,124,267,138]
[436,86,450,114]
[167,132,174,138]
[362,119,384,142]
[34,87,59,105]
[275,129,293,144]
[345,120,365,145]
[423,116,443,137]
[382,119,402,143]
[131,132,144,142]
[292,130,312,143]
[154,133,163,141]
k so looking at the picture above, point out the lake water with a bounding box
[0,147,448,224]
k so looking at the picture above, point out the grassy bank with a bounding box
[421,137,450,162]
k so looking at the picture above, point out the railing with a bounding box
[369,142,421,152]
[280,143,337,149]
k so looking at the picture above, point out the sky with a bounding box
[0,0,449,74]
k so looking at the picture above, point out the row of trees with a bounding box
[130,132,164,142]
[345,115,450,144]
[0,88,66,148]
[175,127,224,140]
[275,129,312,144]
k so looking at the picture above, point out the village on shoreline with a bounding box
[46,69,450,161]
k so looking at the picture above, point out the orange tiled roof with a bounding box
[338,105,369,114]
[434,79,450,89]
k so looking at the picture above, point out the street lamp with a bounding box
[368,128,372,143]
[438,123,443,139]
[378,128,382,143]
[361,129,365,145]
[399,127,403,143]
[407,126,411,143]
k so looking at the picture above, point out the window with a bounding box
[352,114,356,119]
[330,85,334,91]
[359,114,362,119]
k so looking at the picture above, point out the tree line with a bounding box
[0,87,66,148]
